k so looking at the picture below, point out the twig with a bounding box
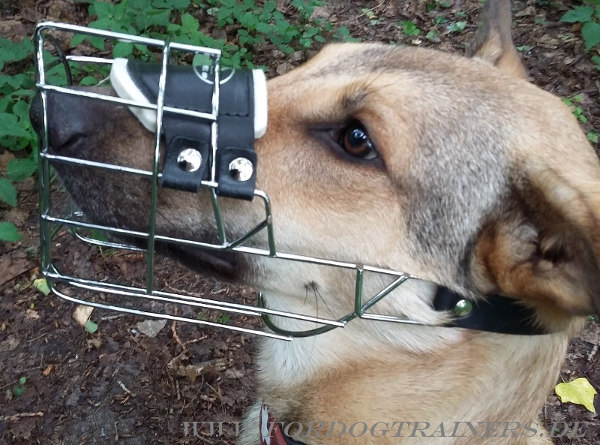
[100,314,126,321]
[0,412,44,422]
[171,320,186,350]
[117,380,136,397]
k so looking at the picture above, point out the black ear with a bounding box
[468,0,528,80]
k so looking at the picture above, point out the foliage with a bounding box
[0,0,354,242]
[360,8,380,26]
[72,0,350,66]
[12,376,27,397]
[399,21,421,37]
[563,94,599,144]
[0,37,37,241]
[561,0,600,69]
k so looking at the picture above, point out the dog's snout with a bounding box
[29,89,109,152]
[29,92,44,136]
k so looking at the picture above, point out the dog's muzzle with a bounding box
[32,23,545,340]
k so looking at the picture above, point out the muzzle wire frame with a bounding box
[35,22,422,341]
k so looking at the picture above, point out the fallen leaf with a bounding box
[25,309,40,320]
[42,365,53,376]
[0,254,30,287]
[136,319,167,338]
[33,278,51,296]
[555,377,597,413]
[73,305,94,327]
[0,335,20,352]
[87,336,102,349]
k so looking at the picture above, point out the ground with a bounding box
[1,0,599,444]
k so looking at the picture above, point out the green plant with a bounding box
[426,30,439,42]
[561,1,600,55]
[360,8,380,26]
[426,0,452,12]
[563,94,599,144]
[0,1,354,243]
[216,312,231,324]
[447,21,467,33]
[0,37,37,242]
[516,45,533,52]
[399,20,421,37]
[12,376,27,397]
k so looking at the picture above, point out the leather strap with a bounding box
[126,60,257,199]
[433,287,544,335]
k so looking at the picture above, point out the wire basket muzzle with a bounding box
[34,22,417,342]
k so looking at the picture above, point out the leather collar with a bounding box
[433,287,545,335]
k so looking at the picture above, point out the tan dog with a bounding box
[31,0,600,443]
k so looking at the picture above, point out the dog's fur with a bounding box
[31,1,600,443]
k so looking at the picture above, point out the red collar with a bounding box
[259,404,306,445]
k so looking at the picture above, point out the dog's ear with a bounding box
[468,0,528,80]
[472,151,600,320]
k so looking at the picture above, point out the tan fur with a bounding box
[30,1,600,444]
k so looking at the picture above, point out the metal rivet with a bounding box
[228,157,254,182]
[454,299,473,317]
[177,148,202,172]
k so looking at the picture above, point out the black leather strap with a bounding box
[126,60,257,198]
[433,287,545,335]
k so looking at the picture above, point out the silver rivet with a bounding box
[177,148,202,172]
[454,299,473,317]
[228,157,254,182]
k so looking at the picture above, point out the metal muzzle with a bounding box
[33,22,427,341]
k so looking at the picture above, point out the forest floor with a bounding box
[1,0,599,444]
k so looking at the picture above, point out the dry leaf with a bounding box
[73,305,94,327]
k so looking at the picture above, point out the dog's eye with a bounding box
[339,123,377,160]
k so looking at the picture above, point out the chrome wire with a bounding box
[35,22,431,341]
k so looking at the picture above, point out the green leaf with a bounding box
[0,38,33,66]
[7,157,37,181]
[561,6,594,23]
[113,42,133,58]
[555,377,597,413]
[587,131,599,143]
[19,376,26,385]
[256,22,273,34]
[85,319,99,334]
[12,385,24,397]
[0,178,17,207]
[0,222,22,242]
[79,76,99,86]
[0,113,31,138]
[33,278,51,296]
[400,21,420,36]
[153,0,190,10]
[448,21,467,33]
[426,30,439,41]
[581,20,600,50]
[181,13,200,33]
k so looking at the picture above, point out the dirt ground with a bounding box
[1,0,599,444]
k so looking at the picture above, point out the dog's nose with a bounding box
[29,90,104,151]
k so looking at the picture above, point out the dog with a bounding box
[30,0,600,443]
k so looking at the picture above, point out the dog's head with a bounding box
[30,2,600,335]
